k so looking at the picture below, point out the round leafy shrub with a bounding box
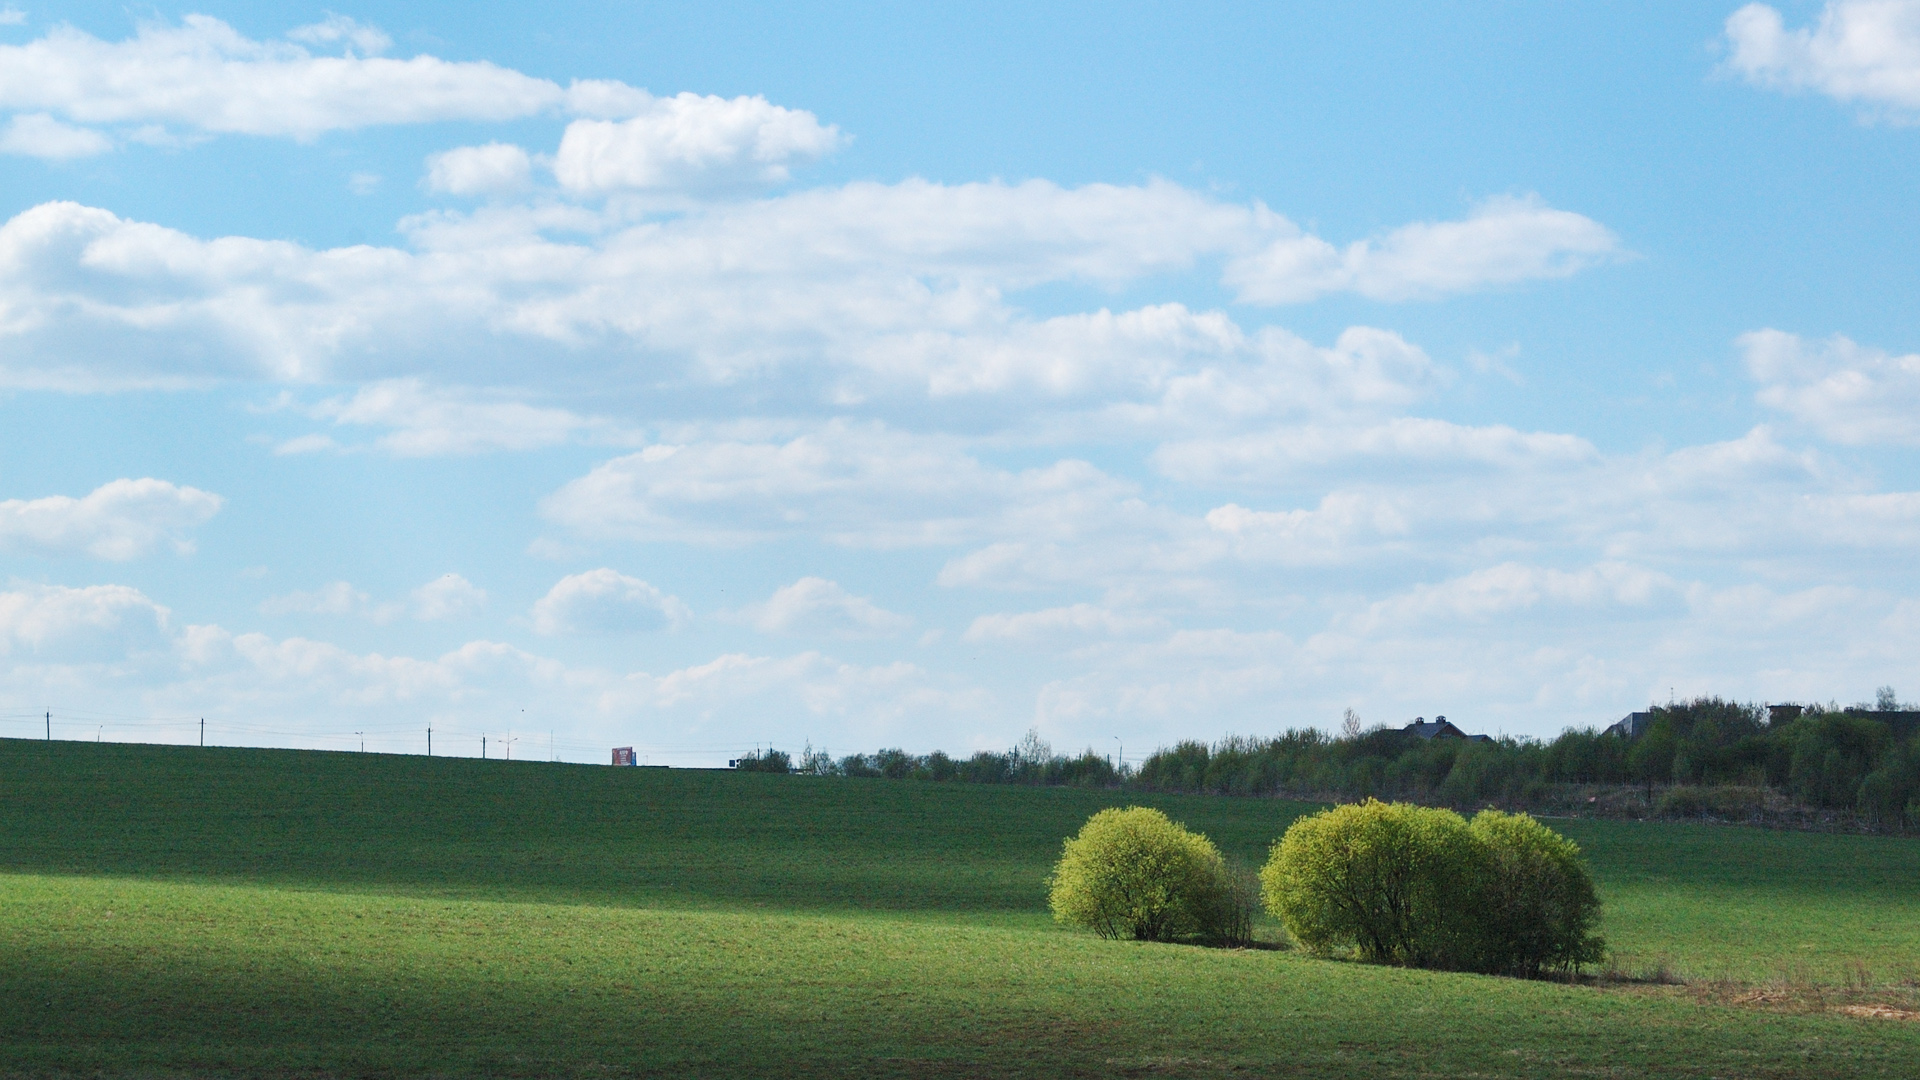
[1262,800,1604,976]
[1048,806,1241,943]
[1260,799,1484,968]
[1467,809,1605,977]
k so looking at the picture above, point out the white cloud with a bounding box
[1346,562,1682,631]
[1224,195,1622,303]
[552,93,845,193]
[0,16,580,139]
[274,434,339,455]
[540,422,1143,549]
[285,15,391,55]
[261,573,484,622]
[0,602,994,754]
[564,79,654,119]
[0,478,222,559]
[1202,494,1413,566]
[425,143,534,196]
[0,112,111,158]
[1154,417,1596,486]
[1724,1,1920,116]
[0,9,25,27]
[530,569,689,635]
[302,379,634,456]
[1741,328,1920,444]
[963,603,1165,642]
[539,411,1909,606]
[259,581,399,622]
[0,582,171,661]
[603,649,994,738]
[741,577,911,637]
[0,181,1613,393]
[411,573,487,621]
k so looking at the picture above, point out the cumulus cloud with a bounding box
[1724,1,1920,116]
[0,16,579,139]
[1203,494,1413,566]
[741,577,911,637]
[0,182,1611,393]
[0,582,171,661]
[424,143,534,196]
[1224,195,1622,303]
[539,422,1143,549]
[284,15,391,55]
[0,605,992,754]
[0,111,111,158]
[530,569,689,634]
[538,412,1893,603]
[299,379,636,456]
[261,573,486,623]
[1346,562,1682,631]
[1741,328,1920,444]
[0,15,849,189]
[963,603,1165,642]
[0,478,222,559]
[552,93,844,194]
[260,581,387,620]
[600,649,994,738]
[412,574,487,621]
[1154,417,1596,486]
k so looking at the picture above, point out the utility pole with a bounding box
[427,726,432,757]
[45,710,49,741]
[502,736,518,761]
[356,731,365,753]
[199,718,205,747]
[482,735,487,759]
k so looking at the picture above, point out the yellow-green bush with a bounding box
[1468,809,1604,976]
[1260,799,1484,968]
[1261,800,1603,976]
[1047,806,1250,944]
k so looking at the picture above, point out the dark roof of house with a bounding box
[1603,711,1653,738]
[1403,717,1469,740]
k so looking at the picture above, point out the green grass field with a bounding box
[3,738,1918,1077]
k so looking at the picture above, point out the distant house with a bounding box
[1404,716,1464,739]
[1767,704,1803,725]
[1603,712,1653,738]
[1402,715,1491,741]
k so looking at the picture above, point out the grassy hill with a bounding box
[2,738,1918,1077]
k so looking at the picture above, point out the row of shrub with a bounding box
[1048,802,1604,978]
[740,696,1920,828]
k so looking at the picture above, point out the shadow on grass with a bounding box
[0,739,1317,920]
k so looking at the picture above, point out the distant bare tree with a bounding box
[1341,708,1363,740]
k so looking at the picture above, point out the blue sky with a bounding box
[0,0,1917,763]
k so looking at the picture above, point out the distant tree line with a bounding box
[730,692,1920,830]
[738,728,1122,787]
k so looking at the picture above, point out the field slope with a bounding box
[2,738,1918,1078]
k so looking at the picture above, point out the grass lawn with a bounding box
[2,738,1918,1077]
